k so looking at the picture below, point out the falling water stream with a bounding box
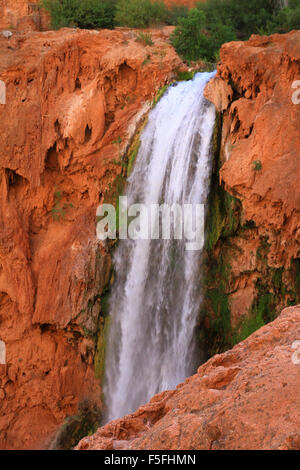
[103,72,216,422]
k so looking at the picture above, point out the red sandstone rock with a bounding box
[0,28,182,450]
[206,31,300,269]
[0,0,48,32]
[76,305,300,450]
[204,31,300,326]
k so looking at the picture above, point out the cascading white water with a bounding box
[103,72,216,422]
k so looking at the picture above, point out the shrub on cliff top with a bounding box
[115,0,167,28]
[171,8,236,62]
[269,0,300,32]
[165,2,189,25]
[171,0,300,63]
[41,0,116,30]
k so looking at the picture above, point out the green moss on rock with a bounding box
[95,315,111,382]
[49,400,101,450]
[200,112,300,358]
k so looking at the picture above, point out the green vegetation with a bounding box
[200,111,300,357]
[295,259,300,299]
[253,159,262,171]
[165,3,189,25]
[202,255,233,355]
[42,0,116,29]
[171,7,236,62]
[152,84,169,107]
[175,70,196,81]
[205,116,241,252]
[112,135,122,146]
[115,0,167,28]
[171,0,300,62]
[103,173,126,233]
[127,114,149,175]
[42,0,299,62]
[266,0,300,33]
[233,308,265,344]
[51,188,74,221]
[50,400,101,449]
[256,236,271,264]
[95,315,111,381]
[136,32,154,47]
[42,0,190,30]
[127,140,141,176]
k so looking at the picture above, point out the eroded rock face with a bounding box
[76,305,300,450]
[0,27,182,450]
[0,0,48,32]
[203,31,300,330]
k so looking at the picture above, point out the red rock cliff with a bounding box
[202,31,300,336]
[0,27,182,450]
[0,0,49,31]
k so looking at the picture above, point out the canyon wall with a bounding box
[201,30,300,354]
[0,27,182,450]
[0,17,299,451]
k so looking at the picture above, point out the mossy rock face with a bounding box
[49,400,101,450]
[200,254,233,357]
[205,113,242,253]
[200,113,300,357]
[95,314,111,382]
[152,84,169,107]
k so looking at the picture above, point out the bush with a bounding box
[115,0,167,28]
[197,0,276,40]
[165,2,189,25]
[171,0,300,63]
[135,31,154,46]
[268,0,300,32]
[42,0,116,30]
[171,8,236,62]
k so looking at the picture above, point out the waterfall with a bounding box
[103,72,216,422]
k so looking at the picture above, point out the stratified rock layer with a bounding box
[76,305,300,450]
[0,27,182,450]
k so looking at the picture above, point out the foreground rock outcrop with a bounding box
[76,305,300,450]
[0,27,182,450]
